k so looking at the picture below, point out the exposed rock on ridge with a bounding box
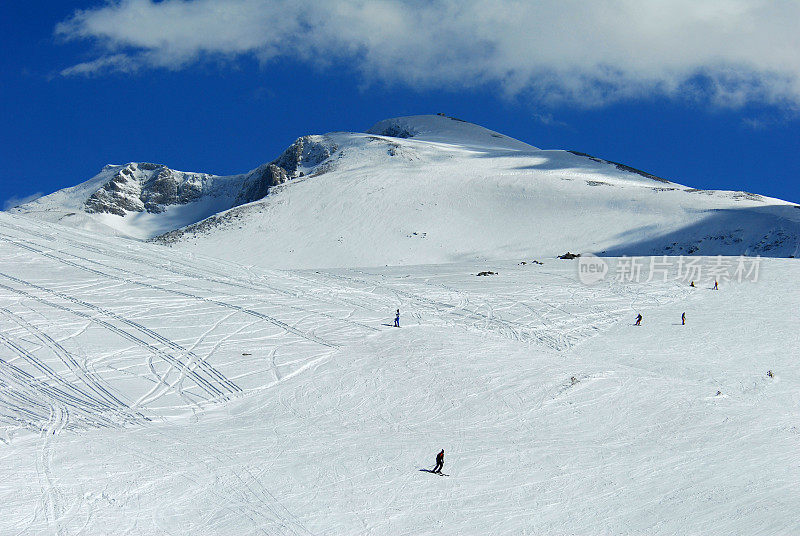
[84,136,338,217]
[85,163,213,216]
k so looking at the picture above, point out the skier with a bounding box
[690,281,695,288]
[433,449,444,474]
[635,313,642,326]
[681,312,686,325]
[394,309,400,327]
[713,280,718,290]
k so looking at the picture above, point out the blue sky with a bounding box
[2,0,800,209]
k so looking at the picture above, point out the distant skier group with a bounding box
[637,311,685,325]
[634,280,719,327]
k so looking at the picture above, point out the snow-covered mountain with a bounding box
[11,114,800,267]
[9,135,337,239]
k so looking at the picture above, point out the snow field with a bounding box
[1,211,799,534]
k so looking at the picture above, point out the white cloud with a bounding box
[4,192,43,211]
[60,54,140,76]
[56,0,800,107]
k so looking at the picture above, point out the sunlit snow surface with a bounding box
[1,211,799,534]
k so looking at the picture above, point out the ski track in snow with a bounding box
[0,274,238,403]
[1,213,800,534]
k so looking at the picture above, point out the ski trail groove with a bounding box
[0,308,145,421]
[0,276,237,403]
[0,233,341,350]
[0,231,377,334]
[38,402,68,536]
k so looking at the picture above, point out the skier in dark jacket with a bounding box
[713,280,718,290]
[433,449,444,474]
[394,309,400,327]
[681,312,686,325]
[635,313,642,326]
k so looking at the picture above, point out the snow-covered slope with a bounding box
[156,115,800,268]
[2,209,800,534]
[11,114,800,266]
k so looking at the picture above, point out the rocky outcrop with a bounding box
[235,164,289,205]
[84,136,339,218]
[272,135,337,176]
[234,135,337,205]
[85,163,214,216]
[368,122,417,139]
[84,167,146,216]
[141,166,205,213]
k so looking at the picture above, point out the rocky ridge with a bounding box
[83,135,337,217]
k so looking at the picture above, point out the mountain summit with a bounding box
[10,114,800,267]
[367,114,538,151]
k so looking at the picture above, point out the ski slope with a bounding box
[1,210,799,534]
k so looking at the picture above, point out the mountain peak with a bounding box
[367,114,539,151]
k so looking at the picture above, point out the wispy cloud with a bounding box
[740,111,795,130]
[4,192,43,211]
[56,0,800,108]
[60,54,140,76]
[532,113,568,128]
